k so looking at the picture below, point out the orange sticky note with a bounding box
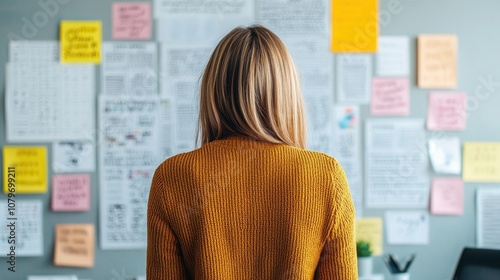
[331,0,378,52]
[418,35,458,88]
[54,224,95,268]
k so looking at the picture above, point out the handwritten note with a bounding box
[430,178,464,215]
[463,143,500,182]
[356,218,383,255]
[427,92,467,130]
[386,211,429,245]
[52,174,91,212]
[371,78,410,116]
[331,0,378,52]
[60,21,101,63]
[113,3,151,39]
[3,146,47,193]
[54,224,95,268]
[418,35,457,88]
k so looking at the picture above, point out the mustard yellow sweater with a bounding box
[147,136,357,279]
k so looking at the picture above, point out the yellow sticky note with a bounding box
[60,20,101,63]
[331,0,378,52]
[356,218,383,256]
[54,224,95,268]
[417,35,458,88]
[463,143,500,182]
[3,146,47,193]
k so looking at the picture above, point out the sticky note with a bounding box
[427,92,467,131]
[371,77,410,116]
[3,146,47,193]
[52,174,91,212]
[60,21,102,63]
[430,178,464,215]
[463,143,500,182]
[54,224,95,268]
[355,218,383,255]
[418,35,458,88]
[331,0,378,52]
[112,3,151,39]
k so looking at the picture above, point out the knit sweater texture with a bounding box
[147,136,357,279]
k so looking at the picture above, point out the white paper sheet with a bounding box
[376,36,410,77]
[53,141,96,173]
[365,119,429,208]
[477,188,500,249]
[284,37,334,155]
[6,63,95,142]
[155,0,254,46]
[256,0,329,36]
[386,211,429,245]
[0,200,43,256]
[102,42,158,95]
[336,54,372,104]
[9,40,58,62]
[99,96,161,249]
[161,45,211,153]
[159,99,175,160]
[428,137,461,174]
[333,105,363,217]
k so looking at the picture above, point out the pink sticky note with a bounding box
[427,92,467,130]
[112,2,151,40]
[52,174,91,212]
[430,178,464,215]
[371,77,410,116]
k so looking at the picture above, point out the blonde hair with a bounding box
[198,25,306,149]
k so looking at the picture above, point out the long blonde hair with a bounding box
[198,25,306,149]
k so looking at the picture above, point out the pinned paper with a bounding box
[3,146,47,193]
[427,92,467,130]
[355,218,383,255]
[428,137,462,174]
[430,178,464,215]
[113,3,151,39]
[60,21,102,63]
[54,224,95,267]
[331,0,378,52]
[386,211,429,245]
[463,143,500,182]
[53,141,96,173]
[52,174,91,212]
[371,78,410,116]
[417,35,457,88]
[377,36,410,76]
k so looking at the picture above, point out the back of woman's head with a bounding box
[199,25,306,149]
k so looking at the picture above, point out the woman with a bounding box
[147,25,357,279]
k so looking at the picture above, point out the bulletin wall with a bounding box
[1,0,500,280]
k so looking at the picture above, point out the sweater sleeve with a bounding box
[147,165,188,280]
[314,160,358,280]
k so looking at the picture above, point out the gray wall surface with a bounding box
[1,0,500,279]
